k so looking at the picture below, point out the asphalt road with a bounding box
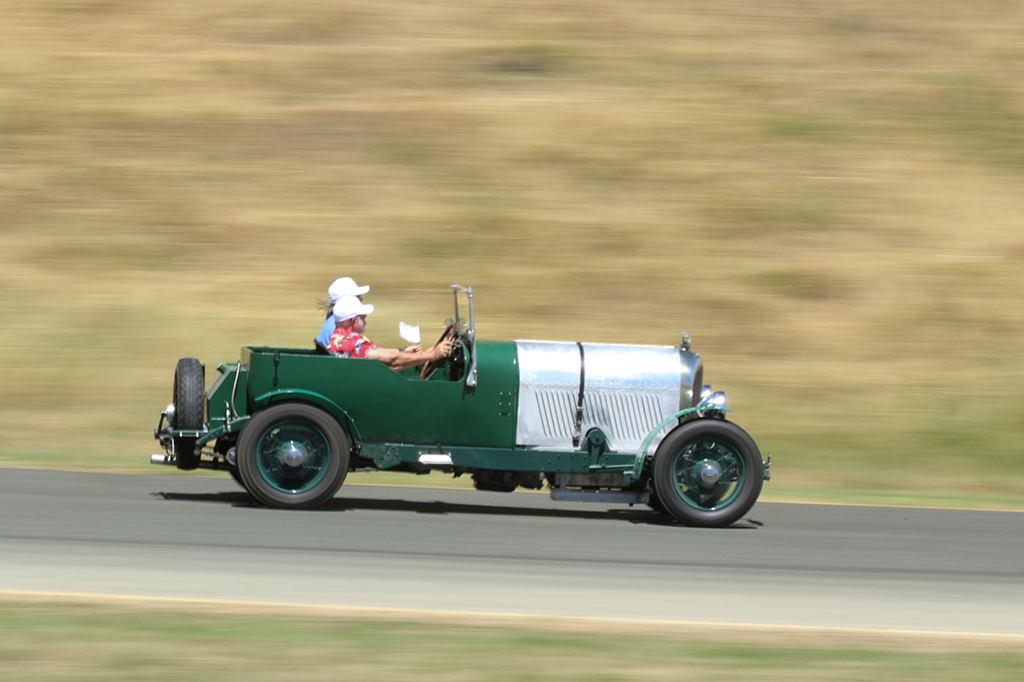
[2,468,1023,637]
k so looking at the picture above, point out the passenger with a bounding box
[327,295,453,372]
[316,277,370,348]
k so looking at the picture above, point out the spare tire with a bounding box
[173,358,204,470]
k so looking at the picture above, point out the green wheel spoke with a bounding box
[669,437,747,512]
[255,419,332,494]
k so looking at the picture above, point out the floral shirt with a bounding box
[327,327,377,359]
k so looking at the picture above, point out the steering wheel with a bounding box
[419,323,457,380]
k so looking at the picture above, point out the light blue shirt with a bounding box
[317,316,336,347]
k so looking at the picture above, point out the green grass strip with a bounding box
[2,600,1022,681]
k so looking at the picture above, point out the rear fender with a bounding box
[252,389,362,441]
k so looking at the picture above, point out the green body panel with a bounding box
[221,342,645,474]
[206,362,250,430]
[243,340,519,449]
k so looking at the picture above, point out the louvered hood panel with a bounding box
[514,340,701,454]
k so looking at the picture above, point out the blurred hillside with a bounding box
[1,0,1022,498]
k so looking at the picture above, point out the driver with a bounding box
[327,295,452,372]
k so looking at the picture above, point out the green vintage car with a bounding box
[153,285,770,527]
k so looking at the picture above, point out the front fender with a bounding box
[626,406,730,482]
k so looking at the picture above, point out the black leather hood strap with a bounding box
[573,342,585,448]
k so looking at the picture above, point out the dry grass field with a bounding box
[2,0,1023,499]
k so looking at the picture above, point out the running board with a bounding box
[550,488,649,505]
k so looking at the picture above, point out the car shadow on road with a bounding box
[152,490,258,506]
[151,490,762,529]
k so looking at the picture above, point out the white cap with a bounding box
[328,277,370,303]
[332,295,374,322]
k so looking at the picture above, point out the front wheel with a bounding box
[646,484,667,514]
[237,403,350,509]
[652,419,763,527]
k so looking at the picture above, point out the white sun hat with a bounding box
[328,277,370,303]
[332,295,374,322]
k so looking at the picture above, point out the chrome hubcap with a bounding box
[699,461,721,487]
[282,443,306,467]
[255,419,332,494]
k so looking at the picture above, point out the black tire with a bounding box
[228,465,245,488]
[652,419,763,528]
[646,484,667,514]
[237,402,349,509]
[173,358,204,470]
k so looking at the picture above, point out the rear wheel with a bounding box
[172,358,204,470]
[237,403,349,509]
[213,439,244,487]
[652,420,763,527]
[228,465,245,488]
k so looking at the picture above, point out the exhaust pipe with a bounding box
[151,453,237,473]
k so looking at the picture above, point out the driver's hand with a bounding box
[433,339,453,359]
